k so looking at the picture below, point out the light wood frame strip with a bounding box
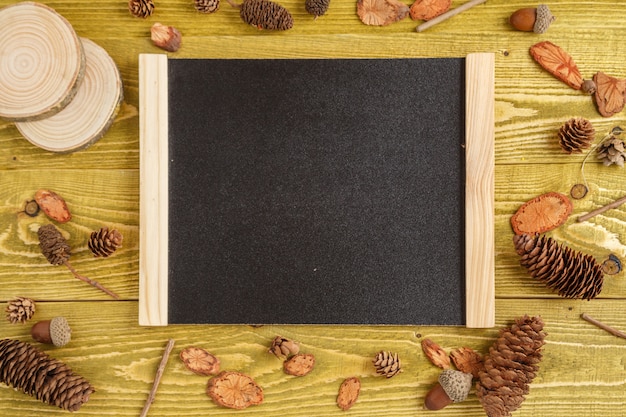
[465,52,495,328]
[139,54,169,326]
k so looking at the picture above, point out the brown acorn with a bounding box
[509,4,555,34]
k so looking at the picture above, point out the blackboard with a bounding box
[138,54,495,327]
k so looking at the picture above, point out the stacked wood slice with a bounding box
[0,2,123,153]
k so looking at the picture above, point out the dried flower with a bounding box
[206,371,263,409]
[409,0,451,21]
[268,335,300,359]
[151,23,182,52]
[180,346,221,375]
[357,0,409,26]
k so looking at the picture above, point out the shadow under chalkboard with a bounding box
[138,55,495,327]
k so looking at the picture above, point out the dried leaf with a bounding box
[34,189,72,223]
[409,0,450,21]
[337,377,361,411]
[283,353,316,376]
[206,371,263,409]
[450,347,484,378]
[421,338,450,369]
[529,41,583,90]
[357,0,410,26]
[510,192,573,235]
[179,346,220,376]
[593,71,626,117]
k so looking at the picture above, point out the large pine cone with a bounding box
[597,135,626,167]
[88,227,123,257]
[0,339,94,411]
[195,0,220,13]
[476,316,546,417]
[557,117,595,153]
[305,0,330,17]
[128,0,154,18]
[513,234,604,300]
[239,0,294,30]
[38,224,70,265]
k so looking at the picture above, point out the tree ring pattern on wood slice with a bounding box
[0,2,85,121]
[16,38,123,153]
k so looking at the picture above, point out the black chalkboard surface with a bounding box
[138,54,495,327]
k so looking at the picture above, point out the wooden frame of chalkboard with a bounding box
[138,53,494,328]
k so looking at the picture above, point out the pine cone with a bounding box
[128,0,154,18]
[305,0,330,17]
[373,351,402,378]
[269,336,300,358]
[195,0,220,13]
[88,227,123,257]
[5,297,36,324]
[239,0,294,30]
[476,315,546,417]
[557,117,595,153]
[0,339,94,411]
[38,224,70,266]
[597,135,626,166]
[513,234,604,300]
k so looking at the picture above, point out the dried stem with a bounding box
[416,0,487,32]
[63,260,120,299]
[140,339,176,417]
[580,313,626,339]
[577,194,626,223]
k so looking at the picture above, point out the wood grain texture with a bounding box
[1,0,626,416]
[465,53,495,328]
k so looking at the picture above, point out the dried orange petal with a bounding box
[510,192,573,235]
[180,346,220,376]
[421,338,450,369]
[206,371,263,409]
[593,71,626,117]
[357,0,410,26]
[283,353,315,376]
[337,377,361,410]
[449,347,483,378]
[34,189,71,223]
[409,0,451,21]
[530,41,583,90]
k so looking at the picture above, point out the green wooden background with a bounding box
[1,0,625,416]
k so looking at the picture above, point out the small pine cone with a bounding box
[195,0,220,12]
[239,0,294,30]
[269,336,300,358]
[305,0,330,18]
[38,224,70,266]
[513,234,604,300]
[597,135,626,167]
[0,339,94,411]
[373,351,402,378]
[476,316,546,417]
[557,117,595,153]
[128,0,155,18]
[88,227,123,258]
[5,297,36,324]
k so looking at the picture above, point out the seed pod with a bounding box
[305,0,330,18]
[228,0,294,30]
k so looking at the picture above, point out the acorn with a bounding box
[31,316,72,347]
[509,4,555,34]
[424,369,473,410]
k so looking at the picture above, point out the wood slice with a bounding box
[16,38,124,153]
[0,2,85,121]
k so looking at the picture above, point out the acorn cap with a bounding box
[438,369,473,403]
[50,316,72,347]
[533,4,555,34]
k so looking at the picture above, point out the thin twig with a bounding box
[63,261,120,299]
[577,194,626,223]
[580,313,626,340]
[140,339,176,417]
[416,0,487,32]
